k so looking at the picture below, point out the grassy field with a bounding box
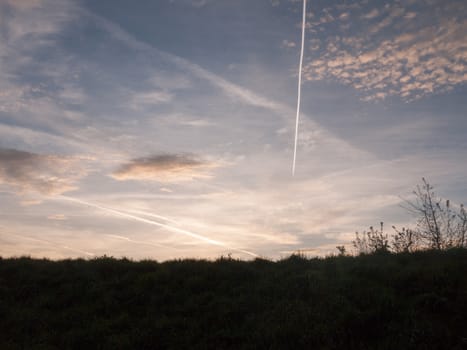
[1,249,467,349]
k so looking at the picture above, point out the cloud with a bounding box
[147,71,192,91]
[281,39,296,48]
[0,0,42,10]
[86,8,370,161]
[129,90,173,109]
[361,8,379,19]
[112,154,218,183]
[169,0,211,8]
[300,0,467,101]
[161,114,215,127]
[190,0,209,7]
[0,148,88,195]
[47,214,68,220]
[86,11,286,114]
[0,0,74,49]
[339,12,350,21]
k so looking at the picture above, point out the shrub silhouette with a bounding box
[353,179,466,255]
[353,222,389,255]
[403,178,467,250]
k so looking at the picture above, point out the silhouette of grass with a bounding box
[1,250,467,349]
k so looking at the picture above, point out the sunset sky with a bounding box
[1,0,466,260]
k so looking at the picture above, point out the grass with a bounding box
[1,249,467,349]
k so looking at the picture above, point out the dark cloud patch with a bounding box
[0,148,87,195]
[112,153,218,182]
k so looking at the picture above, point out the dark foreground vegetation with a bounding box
[1,250,467,349]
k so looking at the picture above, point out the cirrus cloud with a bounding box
[0,0,41,10]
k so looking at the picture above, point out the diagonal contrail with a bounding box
[123,208,179,225]
[105,234,176,250]
[292,0,307,176]
[2,231,96,257]
[59,196,259,258]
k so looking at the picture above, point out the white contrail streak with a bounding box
[123,209,179,225]
[292,0,307,176]
[59,196,259,258]
[2,231,95,257]
[105,234,176,250]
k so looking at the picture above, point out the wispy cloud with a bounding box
[169,0,211,8]
[47,214,68,220]
[0,0,42,10]
[0,148,88,195]
[84,10,287,115]
[160,114,215,127]
[1,230,95,258]
[129,90,173,109]
[112,154,218,183]
[85,7,369,170]
[105,234,175,250]
[60,195,259,257]
[281,39,296,48]
[361,8,379,20]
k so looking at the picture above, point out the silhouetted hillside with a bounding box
[1,250,467,349]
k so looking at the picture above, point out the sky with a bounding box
[0,0,466,260]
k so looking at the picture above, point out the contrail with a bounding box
[59,196,259,258]
[123,209,179,225]
[105,234,177,250]
[2,231,95,257]
[292,0,307,176]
